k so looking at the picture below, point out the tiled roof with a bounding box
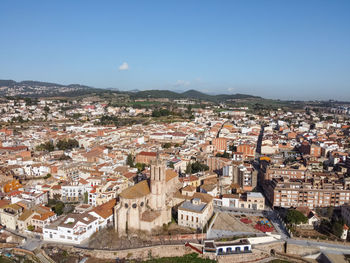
[119,180,150,199]
[165,169,178,182]
[90,199,116,219]
[138,151,157,157]
[141,210,160,222]
[18,209,34,221]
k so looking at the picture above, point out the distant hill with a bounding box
[129,89,261,102]
[0,79,261,102]
[129,90,184,100]
[0,79,101,97]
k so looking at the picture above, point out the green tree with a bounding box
[163,143,171,149]
[84,192,88,204]
[43,106,50,113]
[326,207,334,218]
[57,139,79,150]
[36,141,54,152]
[229,145,237,152]
[135,162,146,172]
[54,201,65,216]
[215,150,230,158]
[332,221,344,238]
[286,209,308,225]
[186,161,209,174]
[185,163,192,174]
[126,154,134,167]
[27,225,35,231]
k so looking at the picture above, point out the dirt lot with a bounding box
[211,212,276,234]
[293,227,330,240]
[87,224,196,249]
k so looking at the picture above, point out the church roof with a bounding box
[141,210,161,222]
[119,180,150,199]
[166,169,178,182]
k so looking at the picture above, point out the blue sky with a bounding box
[0,0,349,100]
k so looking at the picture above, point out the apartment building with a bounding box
[264,167,307,181]
[212,138,228,152]
[61,179,90,202]
[223,162,257,191]
[265,178,350,208]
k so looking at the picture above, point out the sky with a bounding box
[0,0,350,100]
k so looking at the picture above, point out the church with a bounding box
[114,159,181,236]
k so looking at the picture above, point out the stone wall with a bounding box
[286,243,320,256]
[253,241,285,254]
[57,244,195,260]
[151,233,206,242]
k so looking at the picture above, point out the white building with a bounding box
[178,193,213,229]
[61,179,90,202]
[43,213,99,244]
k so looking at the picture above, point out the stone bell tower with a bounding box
[150,157,166,210]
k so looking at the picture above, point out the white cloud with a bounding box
[227,87,235,93]
[118,62,129,71]
[174,80,190,87]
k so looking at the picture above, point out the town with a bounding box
[1,93,350,263]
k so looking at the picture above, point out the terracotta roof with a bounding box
[182,185,196,192]
[165,169,178,182]
[123,172,137,179]
[193,192,213,203]
[222,194,239,199]
[141,210,161,222]
[119,180,150,199]
[18,209,34,221]
[295,206,311,217]
[51,185,61,190]
[0,199,10,208]
[200,184,217,192]
[90,199,116,219]
[138,151,157,157]
[173,191,213,204]
[32,210,55,221]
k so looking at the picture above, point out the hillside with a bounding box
[129,89,261,102]
[0,79,261,102]
[0,79,99,97]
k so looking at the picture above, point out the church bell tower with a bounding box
[150,158,166,210]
